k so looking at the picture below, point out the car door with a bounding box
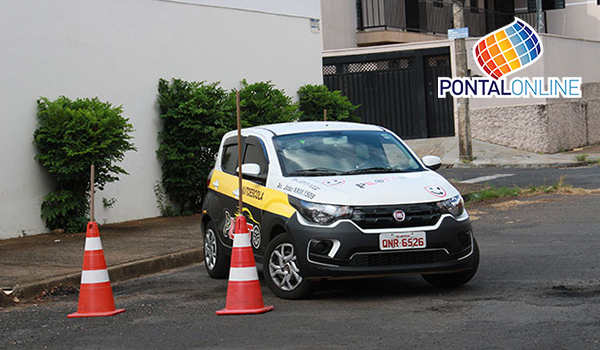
[238,136,270,255]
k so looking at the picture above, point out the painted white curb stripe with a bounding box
[233,234,251,248]
[81,269,110,284]
[228,266,259,282]
[461,174,514,184]
[84,237,103,251]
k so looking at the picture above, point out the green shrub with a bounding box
[297,84,360,122]
[238,79,299,127]
[34,96,135,232]
[156,78,302,214]
[156,78,236,214]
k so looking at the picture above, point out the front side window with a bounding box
[243,144,268,174]
[273,130,422,176]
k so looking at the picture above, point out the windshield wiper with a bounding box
[288,167,342,176]
[343,167,403,175]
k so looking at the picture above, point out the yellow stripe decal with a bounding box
[209,169,296,219]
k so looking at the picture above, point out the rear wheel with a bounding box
[264,233,313,299]
[422,238,480,288]
[203,221,229,279]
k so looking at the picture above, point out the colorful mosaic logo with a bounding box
[474,19,542,80]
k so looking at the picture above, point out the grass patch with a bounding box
[573,153,600,165]
[467,187,522,202]
[575,154,589,163]
[466,176,572,204]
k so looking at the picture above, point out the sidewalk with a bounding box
[2,138,599,308]
[405,137,600,168]
[0,215,202,308]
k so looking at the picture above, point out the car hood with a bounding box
[270,171,460,206]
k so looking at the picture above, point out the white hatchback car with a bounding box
[201,121,479,299]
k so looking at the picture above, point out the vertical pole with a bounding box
[236,91,243,213]
[324,109,327,121]
[90,164,95,222]
[535,0,545,33]
[452,0,472,162]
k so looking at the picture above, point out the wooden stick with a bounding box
[90,164,95,222]
[236,91,243,213]
[324,109,327,121]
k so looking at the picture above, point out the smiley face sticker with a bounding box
[425,185,447,198]
[322,179,345,186]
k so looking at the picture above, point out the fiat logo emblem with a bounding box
[393,210,405,222]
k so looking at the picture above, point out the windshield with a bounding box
[273,130,423,176]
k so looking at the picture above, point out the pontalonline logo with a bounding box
[439,19,582,99]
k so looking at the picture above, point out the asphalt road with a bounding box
[1,192,599,349]
[439,164,600,189]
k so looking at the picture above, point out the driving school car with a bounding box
[201,121,479,299]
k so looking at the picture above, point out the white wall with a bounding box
[0,0,322,239]
[546,1,600,41]
[321,0,358,50]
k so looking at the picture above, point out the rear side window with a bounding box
[221,144,239,175]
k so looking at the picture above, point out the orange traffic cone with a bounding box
[216,215,274,315]
[68,222,126,318]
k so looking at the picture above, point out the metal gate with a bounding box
[323,47,454,139]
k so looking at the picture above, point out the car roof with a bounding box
[246,121,386,136]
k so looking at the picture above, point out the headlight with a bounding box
[289,197,353,225]
[437,195,464,217]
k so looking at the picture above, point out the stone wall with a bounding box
[471,83,600,153]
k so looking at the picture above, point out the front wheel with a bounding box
[422,238,480,288]
[203,220,229,279]
[264,233,313,299]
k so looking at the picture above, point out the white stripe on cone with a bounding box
[232,233,251,248]
[228,266,259,282]
[81,269,110,284]
[84,237,103,251]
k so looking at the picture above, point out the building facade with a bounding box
[321,0,600,153]
[0,0,322,239]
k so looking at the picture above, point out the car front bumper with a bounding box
[285,213,476,280]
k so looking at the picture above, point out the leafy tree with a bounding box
[297,84,360,122]
[238,79,299,127]
[156,78,236,214]
[156,78,303,215]
[34,96,135,232]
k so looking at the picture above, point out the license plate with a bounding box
[379,232,426,251]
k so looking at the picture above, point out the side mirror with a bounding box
[237,163,261,177]
[422,155,442,171]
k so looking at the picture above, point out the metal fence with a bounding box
[357,0,536,37]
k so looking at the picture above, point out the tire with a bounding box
[422,238,480,288]
[264,233,313,299]
[203,220,229,279]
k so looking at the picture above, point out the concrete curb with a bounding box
[2,248,202,308]
[447,161,587,169]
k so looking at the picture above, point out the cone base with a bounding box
[216,305,273,316]
[67,308,126,318]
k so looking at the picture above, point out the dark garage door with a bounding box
[323,47,454,139]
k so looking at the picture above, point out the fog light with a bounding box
[316,241,329,253]
[309,239,333,255]
[459,231,472,247]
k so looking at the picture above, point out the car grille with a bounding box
[351,203,441,229]
[348,250,451,268]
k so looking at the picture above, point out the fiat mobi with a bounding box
[201,121,479,299]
